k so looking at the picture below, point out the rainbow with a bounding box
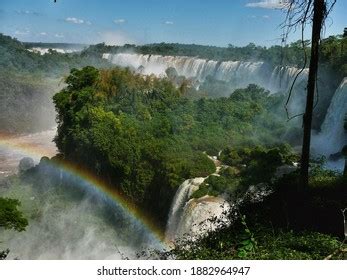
[0,131,168,248]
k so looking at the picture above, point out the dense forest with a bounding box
[53,66,292,222]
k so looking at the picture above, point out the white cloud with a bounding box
[98,31,135,46]
[55,33,64,38]
[86,21,92,25]
[39,32,47,36]
[262,15,270,19]
[164,21,174,25]
[65,17,84,24]
[246,0,291,9]
[15,28,30,35]
[113,19,126,24]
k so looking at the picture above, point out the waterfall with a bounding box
[313,78,347,159]
[268,66,308,92]
[28,48,80,55]
[165,155,231,243]
[103,53,308,94]
[169,195,230,242]
[165,177,206,242]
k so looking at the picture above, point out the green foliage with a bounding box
[0,33,110,77]
[320,35,347,81]
[236,215,257,258]
[192,174,241,199]
[1,32,346,260]
[66,66,99,91]
[53,67,287,221]
[0,33,113,133]
[251,230,344,260]
[192,144,298,199]
[169,169,346,260]
[80,35,346,131]
[220,144,298,186]
[0,197,28,231]
[170,224,344,260]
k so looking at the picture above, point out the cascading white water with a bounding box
[169,195,230,242]
[165,177,206,242]
[268,65,309,92]
[28,48,80,55]
[165,155,231,243]
[103,53,308,94]
[313,78,347,162]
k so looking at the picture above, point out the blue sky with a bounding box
[0,0,345,46]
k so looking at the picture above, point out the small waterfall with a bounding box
[165,154,231,243]
[103,53,308,94]
[314,78,347,158]
[165,177,206,242]
[170,196,230,242]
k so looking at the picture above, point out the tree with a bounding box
[284,0,336,188]
[0,197,28,259]
[0,198,28,231]
[300,0,325,188]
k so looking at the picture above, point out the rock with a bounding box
[18,157,35,173]
[167,195,230,242]
[275,164,297,178]
[241,183,272,204]
[329,151,343,161]
[165,67,178,80]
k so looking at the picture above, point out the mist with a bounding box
[0,163,163,260]
[0,74,59,134]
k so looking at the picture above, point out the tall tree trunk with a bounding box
[300,0,325,188]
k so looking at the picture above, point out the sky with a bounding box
[0,0,345,47]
